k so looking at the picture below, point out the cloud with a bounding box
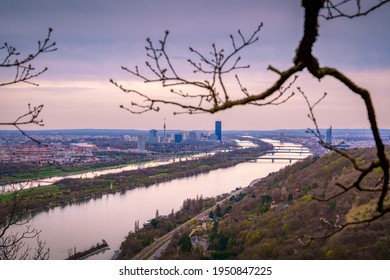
[1,0,389,129]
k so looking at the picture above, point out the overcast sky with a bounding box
[1,0,389,131]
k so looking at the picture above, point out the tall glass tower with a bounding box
[326,126,332,144]
[149,129,158,143]
[215,121,222,141]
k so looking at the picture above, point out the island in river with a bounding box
[0,140,272,222]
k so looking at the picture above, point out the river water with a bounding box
[7,140,310,259]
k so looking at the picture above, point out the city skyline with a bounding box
[1,0,390,131]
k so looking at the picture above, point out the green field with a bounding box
[0,185,60,201]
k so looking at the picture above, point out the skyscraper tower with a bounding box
[326,126,333,144]
[137,135,146,150]
[163,118,166,143]
[149,129,158,143]
[215,120,222,141]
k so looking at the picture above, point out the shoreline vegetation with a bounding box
[0,142,272,222]
[0,155,174,183]
[117,188,249,260]
[0,141,235,183]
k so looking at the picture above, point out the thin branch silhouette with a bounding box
[0,104,45,145]
[112,0,390,236]
[322,0,390,20]
[1,28,56,144]
[0,29,55,259]
[0,183,50,259]
[0,28,57,87]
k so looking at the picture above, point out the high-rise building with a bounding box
[137,135,146,150]
[215,121,222,141]
[326,126,332,144]
[163,118,166,143]
[149,129,158,143]
[174,133,183,143]
[188,131,197,142]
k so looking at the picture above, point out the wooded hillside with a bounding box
[160,148,390,259]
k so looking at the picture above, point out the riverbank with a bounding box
[0,154,155,182]
[122,178,262,260]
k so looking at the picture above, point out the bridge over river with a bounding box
[259,157,307,163]
[231,156,308,163]
[231,146,312,163]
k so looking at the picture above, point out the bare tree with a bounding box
[0,27,57,144]
[111,0,390,236]
[0,28,56,259]
[0,184,49,260]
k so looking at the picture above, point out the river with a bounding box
[7,139,310,260]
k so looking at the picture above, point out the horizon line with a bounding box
[1,128,389,132]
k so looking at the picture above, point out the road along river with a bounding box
[6,139,310,259]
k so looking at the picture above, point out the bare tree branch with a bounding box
[297,86,389,241]
[0,104,45,145]
[321,0,390,20]
[1,28,56,144]
[0,29,55,259]
[0,184,49,259]
[0,28,57,87]
[300,209,390,246]
[302,66,390,214]
[112,0,390,236]
[110,23,303,115]
[299,88,385,198]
